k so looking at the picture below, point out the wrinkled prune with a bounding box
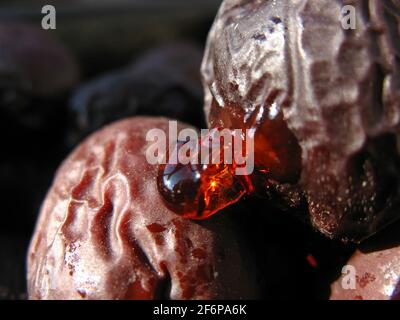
[0,23,78,131]
[330,220,400,300]
[201,0,400,242]
[27,117,257,300]
[69,43,205,145]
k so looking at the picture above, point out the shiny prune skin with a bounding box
[27,117,258,300]
[201,0,400,242]
[68,43,205,145]
[330,219,400,300]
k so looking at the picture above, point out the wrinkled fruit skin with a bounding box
[202,0,400,242]
[330,220,400,300]
[27,117,257,300]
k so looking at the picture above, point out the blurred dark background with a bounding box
[0,0,221,300]
[0,0,356,300]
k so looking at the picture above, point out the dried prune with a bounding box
[330,220,400,300]
[201,0,400,242]
[0,23,79,255]
[27,117,257,299]
[0,234,28,300]
[0,23,78,131]
[69,43,205,145]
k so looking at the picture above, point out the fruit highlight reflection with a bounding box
[158,162,247,219]
[157,130,265,219]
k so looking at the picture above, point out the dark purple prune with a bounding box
[68,43,205,145]
[0,23,79,131]
[201,0,400,242]
[0,24,79,234]
[27,117,258,300]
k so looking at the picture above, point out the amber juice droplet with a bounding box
[208,99,302,183]
[157,132,253,219]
